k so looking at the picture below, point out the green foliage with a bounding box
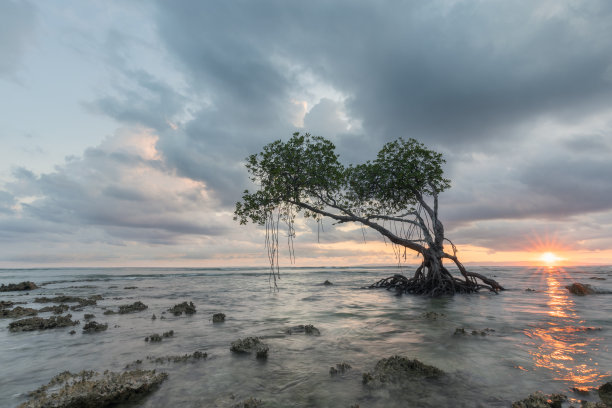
[234,132,450,225]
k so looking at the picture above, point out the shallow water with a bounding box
[0,265,611,407]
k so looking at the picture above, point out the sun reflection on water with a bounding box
[524,267,607,387]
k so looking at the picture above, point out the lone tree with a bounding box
[235,133,503,296]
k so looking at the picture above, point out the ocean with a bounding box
[1,265,611,407]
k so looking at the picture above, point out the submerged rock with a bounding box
[9,314,79,332]
[19,369,168,408]
[39,304,69,314]
[82,321,108,333]
[212,313,226,323]
[232,397,264,408]
[599,381,612,406]
[168,301,196,316]
[146,351,208,364]
[1,281,38,292]
[511,392,566,408]
[34,296,99,307]
[285,324,321,335]
[83,314,95,320]
[422,311,445,320]
[118,301,148,314]
[323,280,333,286]
[145,334,162,342]
[362,355,444,386]
[230,337,269,359]
[566,283,595,295]
[329,362,352,376]
[0,306,38,319]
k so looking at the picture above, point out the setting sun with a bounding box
[539,252,563,265]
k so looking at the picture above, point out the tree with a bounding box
[234,132,504,296]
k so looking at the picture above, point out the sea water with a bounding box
[0,266,610,407]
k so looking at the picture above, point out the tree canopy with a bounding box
[235,132,503,295]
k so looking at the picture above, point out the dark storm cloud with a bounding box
[0,0,37,79]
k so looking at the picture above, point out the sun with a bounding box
[539,252,562,266]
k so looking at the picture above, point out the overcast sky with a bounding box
[1,0,612,267]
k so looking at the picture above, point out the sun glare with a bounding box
[540,252,562,265]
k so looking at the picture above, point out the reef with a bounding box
[9,314,79,332]
[1,306,38,319]
[82,321,108,333]
[1,281,38,292]
[230,337,269,359]
[285,324,320,335]
[213,313,226,322]
[19,369,168,408]
[168,301,196,316]
[329,362,352,376]
[362,355,444,386]
[39,304,70,314]
[511,392,566,408]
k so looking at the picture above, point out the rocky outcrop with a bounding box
[285,324,320,335]
[9,315,79,332]
[230,337,269,359]
[168,301,196,316]
[0,306,38,319]
[82,321,108,333]
[1,281,38,292]
[362,355,444,386]
[212,313,226,323]
[511,392,566,408]
[19,369,168,408]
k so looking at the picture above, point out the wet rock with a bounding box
[168,301,196,316]
[454,328,467,335]
[285,324,321,335]
[362,355,444,386]
[34,296,99,307]
[124,286,137,289]
[118,301,148,314]
[83,314,95,320]
[1,281,38,292]
[212,313,226,323]
[590,277,606,280]
[151,314,157,320]
[146,351,207,364]
[580,402,608,408]
[323,280,333,285]
[422,311,445,320]
[69,330,76,335]
[230,337,269,359]
[82,321,108,333]
[103,310,116,315]
[124,360,143,369]
[0,306,38,318]
[471,328,495,336]
[232,397,264,408]
[566,283,595,295]
[525,288,537,292]
[1,300,23,308]
[599,381,612,406]
[163,330,174,338]
[511,392,566,408]
[39,304,69,314]
[145,334,162,342]
[9,314,79,332]
[329,362,351,376]
[19,369,168,408]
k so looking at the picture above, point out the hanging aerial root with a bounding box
[369,265,504,296]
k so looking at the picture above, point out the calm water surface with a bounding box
[0,266,611,407]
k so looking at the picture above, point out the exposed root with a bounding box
[369,262,504,296]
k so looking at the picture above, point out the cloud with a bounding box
[0,0,37,80]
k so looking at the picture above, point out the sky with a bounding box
[1,0,612,268]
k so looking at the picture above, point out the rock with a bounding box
[19,369,168,408]
[329,362,351,376]
[69,330,76,335]
[34,296,99,307]
[323,280,333,285]
[9,314,79,332]
[212,313,226,323]
[454,328,467,335]
[232,397,264,408]
[566,283,595,295]
[230,337,269,359]
[599,381,612,406]
[82,321,108,333]
[39,304,69,314]
[0,281,38,292]
[581,402,608,408]
[168,301,196,316]
[511,392,567,408]
[162,330,174,338]
[103,310,116,315]
[285,324,321,335]
[146,351,207,364]
[525,288,537,292]
[124,286,137,289]
[118,301,148,314]
[145,334,162,342]
[362,355,444,386]
[422,311,445,320]
[84,314,95,320]
[0,306,38,319]
[590,277,606,280]
[151,314,157,320]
